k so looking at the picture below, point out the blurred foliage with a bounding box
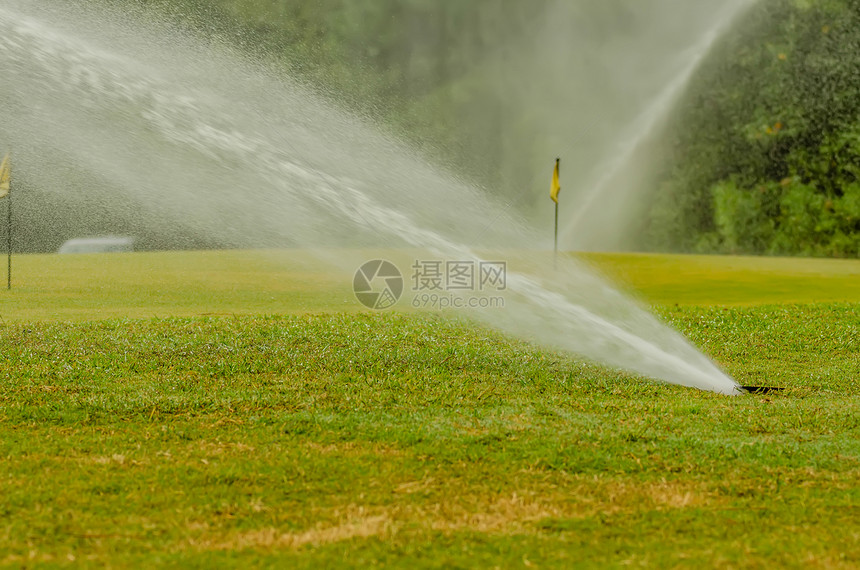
[101,0,687,227]
[649,0,860,256]
[110,0,550,198]
[102,0,860,256]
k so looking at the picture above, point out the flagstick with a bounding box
[1,151,9,290]
[553,200,558,270]
[552,157,560,270]
[6,177,10,290]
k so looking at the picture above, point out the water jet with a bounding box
[0,0,751,395]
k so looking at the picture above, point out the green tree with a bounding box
[648,0,860,256]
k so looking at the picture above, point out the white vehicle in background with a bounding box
[58,236,135,254]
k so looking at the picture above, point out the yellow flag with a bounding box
[0,153,9,199]
[550,158,560,204]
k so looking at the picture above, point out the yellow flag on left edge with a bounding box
[0,153,9,199]
[550,158,560,204]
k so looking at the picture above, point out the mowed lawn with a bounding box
[1,249,859,321]
[0,250,858,568]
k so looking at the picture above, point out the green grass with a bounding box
[2,250,858,322]
[579,251,860,306]
[1,249,355,322]
[1,251,859,568]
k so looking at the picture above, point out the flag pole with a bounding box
[554,199,558,270]
[6,174,10,290]
[550,157,560,270]
[2,151,9,291]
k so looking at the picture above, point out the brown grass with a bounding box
[187,478,721,552]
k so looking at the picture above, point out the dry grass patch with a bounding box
[185,478,723,553]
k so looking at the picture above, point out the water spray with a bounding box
[0,0,750,395]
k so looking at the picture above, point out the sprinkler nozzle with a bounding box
[738,385,785,395]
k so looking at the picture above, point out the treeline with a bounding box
[116,0,552,198]
[649,0,860,257]
[106,0,700,228]
[106,0,859,256]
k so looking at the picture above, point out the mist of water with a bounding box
[0,0,745,394]
[458,0,757,250]
[558,0,758,248]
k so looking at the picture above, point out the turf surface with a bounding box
[2,249,858,322]
[0,251,858,568]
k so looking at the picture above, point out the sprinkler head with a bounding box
[738,385,785,395]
